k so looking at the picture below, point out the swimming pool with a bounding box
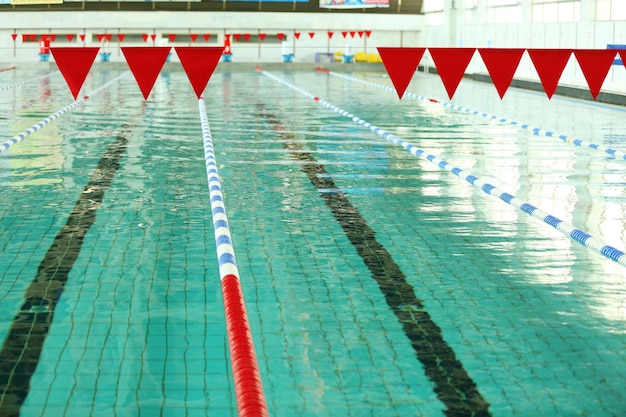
[0,63,625,417]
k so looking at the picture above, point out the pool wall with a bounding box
[0,11,419,64]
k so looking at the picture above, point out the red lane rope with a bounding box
[222,275,269,417]
[199,98,269,416]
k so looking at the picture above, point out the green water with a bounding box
[0,67,624,416]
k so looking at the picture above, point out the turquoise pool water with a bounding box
[0,64,625,417]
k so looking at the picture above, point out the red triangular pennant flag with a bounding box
[234,34,241,42]
[142,34,149,42]
[150,34,157,41]
[277,33,285,41]
[527,49,572,99]
[190,34,198,42]
[175,46,224,99]
[11,33,17,41]
[259,33,266,41]
[104,34,112,42]
[328,31,334,39]
[428,47,476,99]
[117,34,125,42]
[96,34,105,42]
[294,32,301,39]
[168,34,177,42]
[341,31,348,38]
[358,31,364,38]
[225,34,231,40]
[121,47,171,100]
[50,47,99,99]
[203,33,211,41]
[79,34,86,42]
[22,34,28,42]
[243,33,251,42]
[365,31,371,38]
[573,49,617,100]
[50,34,57,42]
[66,34,74,42]
[349,31,355,38]
[478,48,525,98]
[29,34,36,41]
[309,32,315,39]
[378,47,426,99]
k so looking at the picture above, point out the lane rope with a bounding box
[198,98,269,417]
[0,72,129,155]
[0,71,57,92]
[260,68,626,267]
[320,68,626,161]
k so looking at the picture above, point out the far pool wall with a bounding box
[0,11,421,64]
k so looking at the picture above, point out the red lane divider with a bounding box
[222,274,269,417]
[200,96,269,416]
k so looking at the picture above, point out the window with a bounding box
[597,0,626,20]
[422,0,443,12]
[532,0,580,22]
[486,0,518,5]
[465,0,478,24]
[423,0,445,25]
[486,0,522,23]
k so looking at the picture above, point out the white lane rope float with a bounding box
[0,72,130,155]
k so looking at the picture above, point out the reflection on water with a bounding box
[0,67,624,416]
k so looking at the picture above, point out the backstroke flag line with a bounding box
[47,47,625,102]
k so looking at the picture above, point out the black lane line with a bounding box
[0,134,128,415]
[260,109,491,417]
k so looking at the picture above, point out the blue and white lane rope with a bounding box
[0,72,129,155]
[261,69,626,266]
[198,98,240,279]
[0,72,57,92]
[198,98,269,417]
[324,70,626,161]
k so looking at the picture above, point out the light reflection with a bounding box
[6,130,64,187]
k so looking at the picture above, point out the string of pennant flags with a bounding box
[51,46,224,100]
[378,47,626,100]
[12,31,372,43]
[47,46,626,102]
